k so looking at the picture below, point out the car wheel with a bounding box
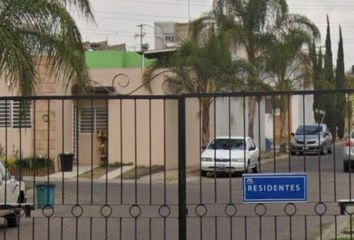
[320,144,326,155]
[6,213,19,228]
[243,160,251,174]
[344,161,350,172]
[200,170,207,177]
[252,163,258,173]
[327,145,332,154]
[17,191,25,203]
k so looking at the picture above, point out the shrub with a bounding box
[14,156,54,170]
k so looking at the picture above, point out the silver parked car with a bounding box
[289,124,332,155]
[343,130,354,172]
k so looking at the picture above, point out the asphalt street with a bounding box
[0,144,353,240]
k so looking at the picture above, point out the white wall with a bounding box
[291,95,315,132]
[215,97,266,151]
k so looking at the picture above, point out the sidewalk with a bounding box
[98,165,135,180]
[23,165,95,181]
[23,164,136,182]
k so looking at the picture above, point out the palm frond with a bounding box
[0,0,93,95]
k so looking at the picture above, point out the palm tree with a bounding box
[169,0,288,139]
[0,0,94,95]
[216,0,290,139]
[144,26,252,147]
[265,31,315,152]
[210,1,319,150]
[264,8,320,152]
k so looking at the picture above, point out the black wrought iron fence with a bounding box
[0,90,353,239]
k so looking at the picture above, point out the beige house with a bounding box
[0,51,209,171]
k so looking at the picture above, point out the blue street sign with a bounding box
[243,173,307,202]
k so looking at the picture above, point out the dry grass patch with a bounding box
[120,165,164,180]
[80,162,132,179]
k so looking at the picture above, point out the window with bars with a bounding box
[78,107,108,133]
[72,105,108,156]
[0,101,11,128]
[13,100,31,128]
[0,100,31,128]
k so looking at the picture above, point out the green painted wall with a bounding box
[85,50,155,69]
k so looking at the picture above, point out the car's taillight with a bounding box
[345,140,354,146]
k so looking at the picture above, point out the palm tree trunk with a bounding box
[201,98,212,148]
[248,97,256,138]
[279,96,289,153]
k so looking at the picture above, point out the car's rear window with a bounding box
[207,139,245,150]
[296,125,322,135]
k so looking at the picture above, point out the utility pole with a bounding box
[136,24,147,70]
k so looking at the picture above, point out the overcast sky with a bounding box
[72,0,354,71]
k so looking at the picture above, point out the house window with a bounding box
[164,33,175,43]
[12,100,31,128]
[0,100,31,128]
[79,107,108,133]
[0,101,11,128]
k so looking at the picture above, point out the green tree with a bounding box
[0,0,94,95]
[324,16,334,86]
[143,27,252,147]
[223,0,289,138]
[310,41,322,123]
[323,16,336,136]
[311,43,323,123]
[335,26,346,138]
[265,20,318,152]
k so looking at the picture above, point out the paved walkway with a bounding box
[48,165,95,179]
[23,164,136,182]
[98,165,135,180]
[23,165,96,182]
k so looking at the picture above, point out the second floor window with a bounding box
[164,33,175,43]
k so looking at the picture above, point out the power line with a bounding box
[109,0,211,7]
[290,4,354,8]
[72,12,186,22]
[71,8,354,26]
[72,9,186,19]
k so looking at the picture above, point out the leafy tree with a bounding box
[222,0,290,138]
[311,42,323,123]
[335,26,345,138]
[0,0,94,95]
[265,17,319,152]
[310,41,322,123]
[143,26,252,147]
[324,16,334,86]
[186,0,290,138]
[323,16,336,136]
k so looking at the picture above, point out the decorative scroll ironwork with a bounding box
[111,70,172,95]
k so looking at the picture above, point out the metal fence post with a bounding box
[178,96,187,240]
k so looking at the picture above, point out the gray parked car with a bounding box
[289,124,333,155]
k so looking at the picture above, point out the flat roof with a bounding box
[140,48,177,59]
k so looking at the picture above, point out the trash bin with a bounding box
[59,153,74,172]
[36,183,56,209]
